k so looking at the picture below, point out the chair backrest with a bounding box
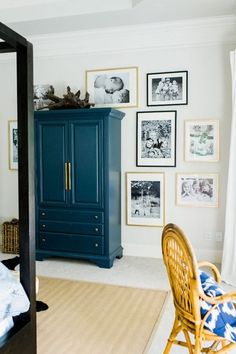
[162,223,202,325]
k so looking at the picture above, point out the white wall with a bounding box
[1,16,235,262]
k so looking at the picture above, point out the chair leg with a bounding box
[193,338,201,354]
[163,317,181,354]
[183,329,193,354]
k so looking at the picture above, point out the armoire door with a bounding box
[36,120,69,207]
[69,119,103,208]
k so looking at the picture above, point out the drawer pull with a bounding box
[94,243,99,247]
[94,215,98,220]
[41,212,46,216]
[42,224,46,228]
[95,227,99,232]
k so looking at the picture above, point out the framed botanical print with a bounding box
[8,120,18,170]
[185,120,219,162]
[176,173,219,208]
[86,66,138,108]
[126,172,165,227]
[147,70,188,106]
[136,110,176,167]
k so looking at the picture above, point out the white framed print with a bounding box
[136,110,176,167]
[126,172,165,227]
[176,173,219,208]
[8,120,18,170]
[86,66,138,108]
[185,120,219,162]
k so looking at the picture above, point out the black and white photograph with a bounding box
[176,173,219,207]
[86,67,138,108]
[33,84,54,110]
[147,71,188,106]
[185,120,219,162]
[126,172,165,226]
[136,111,176,167]
[9,120,18,170]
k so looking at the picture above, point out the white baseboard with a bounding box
[122,243,222,264]
[123,243,162,259]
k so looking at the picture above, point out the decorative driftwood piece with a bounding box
[41,86,95,110]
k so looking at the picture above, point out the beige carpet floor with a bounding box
[37,276,169,354]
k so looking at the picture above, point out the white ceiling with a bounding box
[1,0,236,36]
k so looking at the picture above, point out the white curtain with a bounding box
[221,50,236,286]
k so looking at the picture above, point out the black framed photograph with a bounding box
[126,172,165,227]
[86,66,138,108]
[147,71,188,106]
[136,110,176,167]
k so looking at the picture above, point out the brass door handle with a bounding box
[64,162,68,190]
[68,162,71,190]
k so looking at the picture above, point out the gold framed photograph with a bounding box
[86,66,138,108]
[8,120,18,170]
[126,172,165,227]
[185,120,219,162]
[176,173,219,208]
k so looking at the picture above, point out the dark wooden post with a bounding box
[0,22,36,354]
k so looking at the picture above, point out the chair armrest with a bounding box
[198,261,221,284]
[200,291,236,305]
[199,291,236,331]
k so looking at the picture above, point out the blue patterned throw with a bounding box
[199,271,236,342]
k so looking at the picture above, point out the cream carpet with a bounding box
[37,276,169,354]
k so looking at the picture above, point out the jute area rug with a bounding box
[37,277,168,354]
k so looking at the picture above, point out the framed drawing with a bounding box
[185,120,219,162]
[176,173,219,208]
[136,110,176,167]
[8,120,18,170]
[126,172,165,227]
[86,66,138,108]
[147,70,188,106]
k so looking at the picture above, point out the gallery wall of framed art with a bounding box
[0,19,229,262]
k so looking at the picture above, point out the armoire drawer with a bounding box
[39,220,104,235]
[38,233,104,255]
[39,209,104,223]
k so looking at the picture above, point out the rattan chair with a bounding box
[162,223,236,354]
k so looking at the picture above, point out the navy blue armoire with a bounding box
[35,108,125,268]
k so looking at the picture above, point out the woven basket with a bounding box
[2,218,19,254]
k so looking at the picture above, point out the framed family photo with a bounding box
[147,70,188,106]
[8,120,18,170]
[126,172,165,227]
[185,120,219,162]
[176,173,219,208]
[86,66,138,108]
[136,110,176,167]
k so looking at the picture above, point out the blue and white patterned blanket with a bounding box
[199,270,236,343]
